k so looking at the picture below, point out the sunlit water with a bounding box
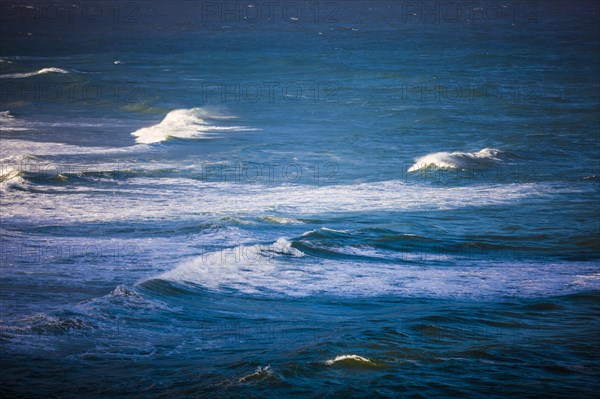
[1,1,599,398]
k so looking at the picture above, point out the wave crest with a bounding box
[325,354,379,367]
[239,365,275,383]
[408,148,505,172]
[146,235,600,298]
[0,67,70,79]
[130,107,256,144]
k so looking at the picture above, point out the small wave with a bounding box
[0,67,71,79]
[122,103,168,115]
[2,313,95,337]
[301,227,351,237]
[0,166,24,190]
[0,110,30,132]
[130,107,257,144]
[110,285,139,298]
[239,365,274,383]
[0,161,140,188]
[582,175,599,181]
[147,238,304,293]
[262,216,304,224]
[0,55,73,61]
[149,239,600,298]
[81,284,173,315]
[219,216,257,225]
[0,156,29,190]
[325,354,378,367]
[37,67,70,75]
[408,148,506,172]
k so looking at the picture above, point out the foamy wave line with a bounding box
[6,175,584,220]
[131,107,257,144]
[408,148,505,172]
[1,139,152,160]
[146,237,600,298]
[0,67,70,79]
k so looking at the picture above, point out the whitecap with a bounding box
[0,67,70,79]
[130,107,257,144]
[325,354,374,366]
[408,148,505,172]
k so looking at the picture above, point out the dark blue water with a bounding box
[1,1,599,397]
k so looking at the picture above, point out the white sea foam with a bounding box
[262,216,304,224]
[0,139,152,191]
[408,148,505,172]
[0,111,29,132]
[1,169,586,225]
[1,139,151,160]
[0,67,70,79]
[154,238,304,294]
[0,164,26,190]
[131,108,256,144]
[147,237,600,298]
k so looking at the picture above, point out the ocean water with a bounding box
[1,1,599,398]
